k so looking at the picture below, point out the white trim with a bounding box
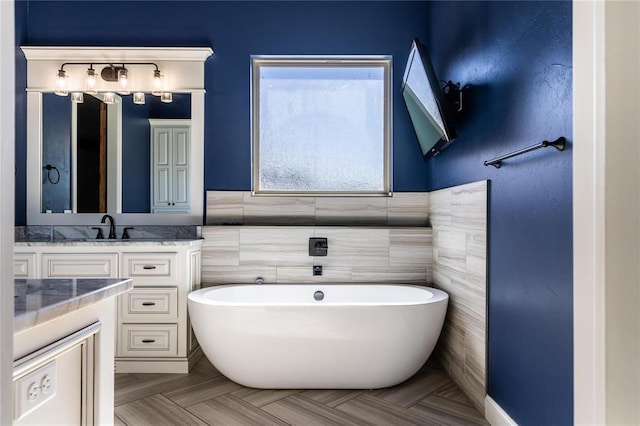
[573,2,607,422]
[20,46,212,94]
[21,46,213,62]
[251,56,393,195]
[574,1,640,424]
[485,396,518,426]
[148,119,192,127]
[0,1,15,422]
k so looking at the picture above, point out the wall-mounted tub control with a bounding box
[309,237,328,256]
[313,265,323,276]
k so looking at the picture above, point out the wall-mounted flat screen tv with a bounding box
[402,38,457,160]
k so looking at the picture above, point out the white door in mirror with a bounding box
[150,119,191,213]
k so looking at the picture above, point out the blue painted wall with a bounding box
[121,93,191,213]
[121,99,152,213]
[14,0,434,224]
[41,94,71,213]
[426,1,573,424]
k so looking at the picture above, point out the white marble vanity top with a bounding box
[15,239,203,247]
[14,278,133,333]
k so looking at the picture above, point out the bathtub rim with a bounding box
[188,283,448,307]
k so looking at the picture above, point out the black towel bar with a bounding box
[484,137,566,168]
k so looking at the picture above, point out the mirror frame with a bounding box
[22,46,212,225]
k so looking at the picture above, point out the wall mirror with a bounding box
[23,46,212,225]
[41,92,191,214]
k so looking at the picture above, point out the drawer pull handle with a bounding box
[142,302,156,306]
[142,339,156,343]
[142,265,156,270]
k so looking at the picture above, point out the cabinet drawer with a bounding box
[120,287,178,322]
[41,253,118,278]
[119,324,177,357]
[123,253,177,284]
[14,253,36,278]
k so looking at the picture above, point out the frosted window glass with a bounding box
[253,60,390,193]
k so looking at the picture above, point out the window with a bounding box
[252,56,392,195]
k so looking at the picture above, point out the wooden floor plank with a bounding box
[113,414,127,426]
[335,393,441,426]
[372,368,452,408]
[115,394,208,426]
[411,395,490,426]
[301,389,366,408]
[262,394,369,426]
[115,372,211,406]
[163,375,244,407]
[232,386,300,408]
[187,394,289,426]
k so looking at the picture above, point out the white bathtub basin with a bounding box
[188,284,448,389]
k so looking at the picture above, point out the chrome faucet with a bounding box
[255,277,264,285]
[101,214,116,239]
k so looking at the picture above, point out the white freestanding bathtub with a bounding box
[188,284,448,389]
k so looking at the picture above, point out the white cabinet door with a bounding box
[152,127,173,210]
[171,128,190,209]
[150,120,191,213]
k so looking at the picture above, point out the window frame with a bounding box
[251,55,393,196]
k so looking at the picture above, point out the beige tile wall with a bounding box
[206,191,429,226]
[201,226,432,284]
[429,180,488,413]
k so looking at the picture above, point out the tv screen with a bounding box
[402,38,457,160]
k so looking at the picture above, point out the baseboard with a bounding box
[485,395,518,425]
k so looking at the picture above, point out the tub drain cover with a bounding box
[314,290,324,301]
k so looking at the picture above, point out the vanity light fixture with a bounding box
[71,92,84,103]
[53,62,172,103]
[85,66,97,94]
[103,92,116,104]
[133,92,145,105]
[152,69,163,96]
[117,68,129,95]
[55,69,68,96]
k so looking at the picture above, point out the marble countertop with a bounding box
[15,239,203,247]
[14,278,133,333]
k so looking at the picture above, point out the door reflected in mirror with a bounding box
[41,93,191,214]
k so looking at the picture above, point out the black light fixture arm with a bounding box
[58,62,161,82]
[484,137,566,169]
[59,62,160,71]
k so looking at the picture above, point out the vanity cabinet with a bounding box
[14,253,36,278]
[14,240,203,374]
[150,119,191,214]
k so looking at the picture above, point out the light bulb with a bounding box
[133,92,145,105]
[118,68,130,95]
[152,69,163,96]
[71,92,84,103]
[55,69,68,96]
[103,92,116,104]
[161,92,173,103]
[85,67,97,94]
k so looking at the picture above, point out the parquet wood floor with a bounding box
[115,356,488,426]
